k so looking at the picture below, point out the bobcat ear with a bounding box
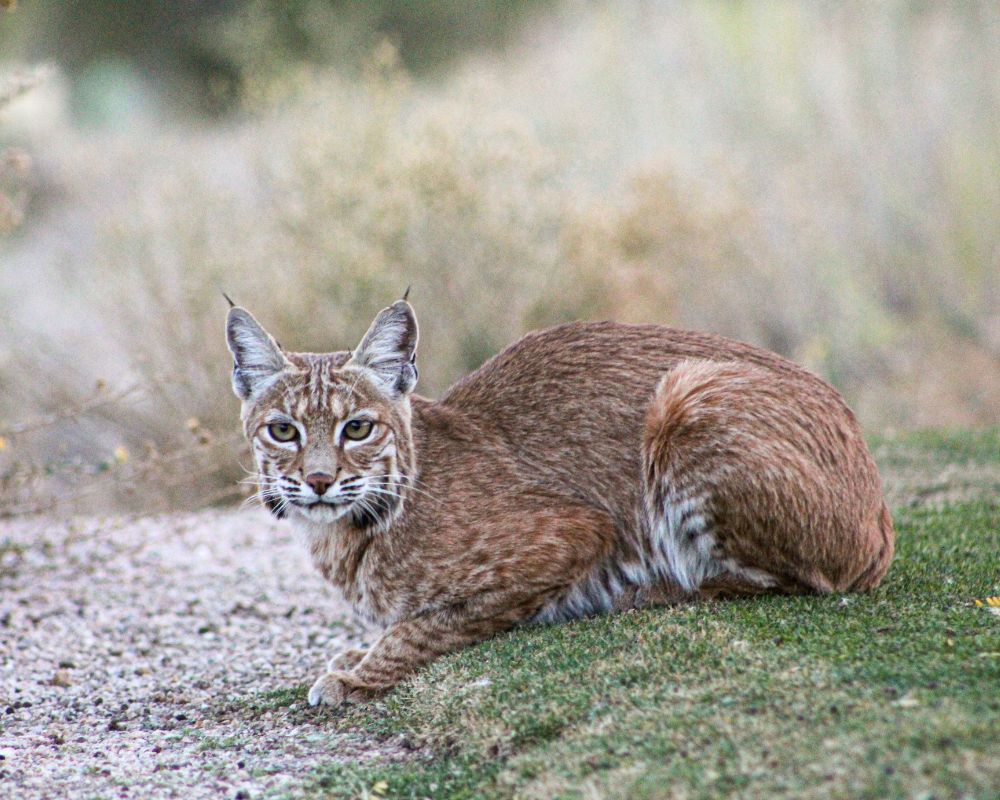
[226,307,288,400]
[349,300,418,397]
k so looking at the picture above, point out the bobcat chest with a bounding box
[304,525,399,625]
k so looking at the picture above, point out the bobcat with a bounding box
[226,299,893,707]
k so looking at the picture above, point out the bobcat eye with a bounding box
[343,419,374,441]
[267,422,299,443]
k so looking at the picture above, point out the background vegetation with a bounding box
[1,1,998,514]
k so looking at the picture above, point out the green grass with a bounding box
[269,430,1000,799]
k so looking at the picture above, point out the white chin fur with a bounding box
[293,503,350,524]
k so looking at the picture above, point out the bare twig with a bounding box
[0,384,141,438]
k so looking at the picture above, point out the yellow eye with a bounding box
[267,422,299,443]
[343,419,374,441]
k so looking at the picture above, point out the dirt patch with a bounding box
[0,509,401,799]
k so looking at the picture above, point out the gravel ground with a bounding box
[0,509,396,799]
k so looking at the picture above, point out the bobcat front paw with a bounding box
[308,671,350,707]
[327,647,366,672]
[307,670,385,707]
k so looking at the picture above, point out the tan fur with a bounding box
[226,303,894,707]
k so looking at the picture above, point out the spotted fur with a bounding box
[227,302,894,707]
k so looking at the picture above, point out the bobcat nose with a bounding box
[305,472,335,496]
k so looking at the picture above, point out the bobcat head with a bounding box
[226,300,418,530]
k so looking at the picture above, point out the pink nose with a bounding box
[305,472,335,496]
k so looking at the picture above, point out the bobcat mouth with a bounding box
[278,481,399,529]
[293,498,353,508]
[286,496,358,523]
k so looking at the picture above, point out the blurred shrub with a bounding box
[0,0,552,114]
[0,65,48,232]
[0,52,764,514]
[209,0,552,76]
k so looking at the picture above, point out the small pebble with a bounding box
[51,670,73,688]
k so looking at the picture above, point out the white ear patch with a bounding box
[226,307,288,400]
[349,301,419,397]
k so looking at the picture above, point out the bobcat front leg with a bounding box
[326,647,367,672]
[308,594,543,707]
[308,505,617,707]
